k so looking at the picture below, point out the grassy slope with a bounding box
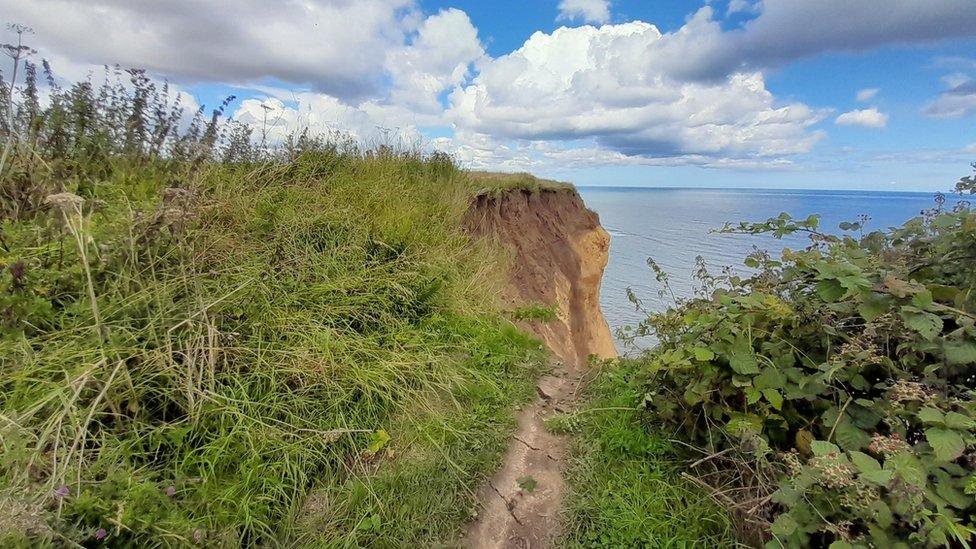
[0,153,546,546]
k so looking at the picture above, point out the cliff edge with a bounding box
[463,188,617,365]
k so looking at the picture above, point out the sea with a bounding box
[577,187,967,353]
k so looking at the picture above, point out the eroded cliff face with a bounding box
[463,188,617,365]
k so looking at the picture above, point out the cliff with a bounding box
[463,187,617,365]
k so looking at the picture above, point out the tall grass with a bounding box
[0,37,545,546]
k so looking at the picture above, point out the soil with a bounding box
[461,188,616,548]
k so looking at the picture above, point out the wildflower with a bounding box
[809,453,857,489]
[53,486,69,499]
[193,529,203,542]
[888,380,930,403]
[164,485,176,497]
[868,433,911,457]
[782,450,803,476]
[839,484,880,512]
[94,528,107,540]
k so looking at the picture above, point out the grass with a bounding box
[0,150,546,546]
[466,171,576,197]
[554,361,738,549]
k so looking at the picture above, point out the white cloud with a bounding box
[964,143,976,154]
[385,9,485,113]
[835,108,888,128]
[448,23,825,166]
[856,88,880,102]
[557,0,611,25]
[923,79,976,118]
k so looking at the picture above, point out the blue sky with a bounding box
[5,0,976,191]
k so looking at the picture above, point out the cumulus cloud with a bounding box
[923,79,976,118]
[385,9,485,113]
[835,108,888,128]
[448,23,825,166]
[557,0,611,25]
[0,0,419,99]
[856,88,880,102]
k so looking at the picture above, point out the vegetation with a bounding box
[509,302,559,322]
[467,171,575,197]
[573,168,976,547]
[0,33,548,546]
[552,363,736,548]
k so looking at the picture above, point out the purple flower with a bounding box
[53,485,69,499]
[94,528,107,540]
[193,529,203,542]
[164,485,176,497]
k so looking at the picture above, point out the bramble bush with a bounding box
[625,167,976,547]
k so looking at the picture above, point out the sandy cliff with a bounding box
[463,187,616,365]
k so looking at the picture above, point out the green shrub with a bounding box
[626,185,976,547]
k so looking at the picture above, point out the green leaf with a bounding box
[816,279,845,301]
[857,292,892,322]
[849,451,881,473]
[367,429,391,454]
[936,477,971,509]
[926,427,966,462]
[889,453,926,487]
[918,407,946,425]
[835,420,871,451]
[693,347,715,361]
[745,387,762,405]
[901,310,943,340]
[945,340,976,365]
[763,389,783,411]
[811,440,840,457]
[754,367,787,390]
[770,513,798,537]
[911,288,933,309]
[862,469,893,486]
[870,501,893,528]
[730,352,760,375]
[944,412,976,431]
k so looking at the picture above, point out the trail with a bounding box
[462,359,588,548]
[460,188,616,548]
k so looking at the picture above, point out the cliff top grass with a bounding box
[466,171,576,198]
[0,65,545,546]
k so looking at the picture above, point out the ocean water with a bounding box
[577,187,965,351]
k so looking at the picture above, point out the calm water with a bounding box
[577,187,963,351]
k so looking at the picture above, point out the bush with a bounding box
[625,179,976,547]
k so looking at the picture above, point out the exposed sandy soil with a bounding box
[461,188,616,548]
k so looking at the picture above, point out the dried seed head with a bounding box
[44,192,84,210]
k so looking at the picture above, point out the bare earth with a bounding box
[461,188,616,548]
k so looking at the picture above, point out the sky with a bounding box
[2,0,976,191]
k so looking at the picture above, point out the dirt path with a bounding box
[462,360,587,549]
